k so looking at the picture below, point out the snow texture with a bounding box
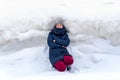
[0,0,120,80]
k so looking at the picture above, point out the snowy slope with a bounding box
[0,38,120,80]
[0,0,120,80]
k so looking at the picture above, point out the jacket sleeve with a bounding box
[54,34,70,47]
[47,32,62,49]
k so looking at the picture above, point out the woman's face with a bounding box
[56,23,63,29]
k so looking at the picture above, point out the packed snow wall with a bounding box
[0,16,120,46]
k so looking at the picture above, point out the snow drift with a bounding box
[0,0,120,46]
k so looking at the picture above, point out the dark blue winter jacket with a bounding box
[47,27,71,66]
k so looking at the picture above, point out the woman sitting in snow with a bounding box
[47,19,74,72]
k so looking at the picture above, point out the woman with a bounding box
[47,20,74,72]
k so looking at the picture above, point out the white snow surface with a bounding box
[0,0,120,80]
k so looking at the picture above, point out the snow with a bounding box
[0,0,120,80]
[14,73,120,80]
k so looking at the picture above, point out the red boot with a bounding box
[63,55,74,66]
[54,61,66,72]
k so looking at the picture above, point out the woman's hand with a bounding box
[53,40,55,42]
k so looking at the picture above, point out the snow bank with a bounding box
[0,0,120,46]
